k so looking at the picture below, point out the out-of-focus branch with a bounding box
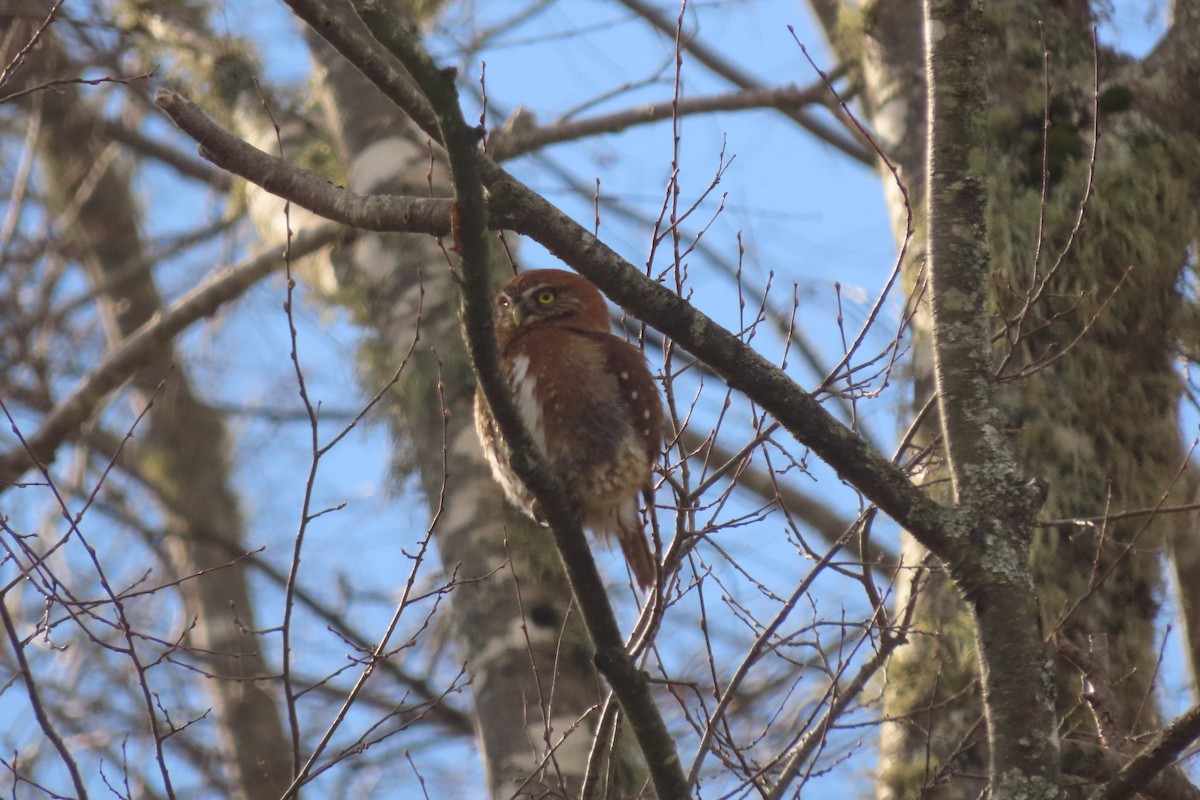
[1088,704,1200,800]
[0,0,63,92]
[1138,0,1200,159]
[0,0,55,22]
[156,90,452,234]
[281,0,440,134]
[612,0,873,164]
[1172,0,1200,26]
[1145,0,1200,78]
[490,82,831,160]
[805,0,842,45]
[0,223,340,489]
[101,116,233,190]
[1062,740,1200,800]
[1175,499,1200,689]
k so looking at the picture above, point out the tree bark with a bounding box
[841,0,1200,796]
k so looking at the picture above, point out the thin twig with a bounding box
[0,598,89,799]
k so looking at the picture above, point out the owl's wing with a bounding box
[590,331,665,458]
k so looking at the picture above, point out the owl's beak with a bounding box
[509,303,526,327]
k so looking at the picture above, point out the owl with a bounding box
[474,269,664,588]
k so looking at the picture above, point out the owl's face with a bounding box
[493,269,611,344]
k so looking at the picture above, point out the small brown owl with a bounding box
[474,269,663,588]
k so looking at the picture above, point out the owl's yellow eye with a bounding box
[536,290,556,305]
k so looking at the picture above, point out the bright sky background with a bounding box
[3,0,1190,797]
[200,0,1187,793]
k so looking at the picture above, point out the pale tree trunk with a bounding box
[1176,506,1200,687]
[230,2,650,795]
[8,17,294,800]
[816,0,1200,797]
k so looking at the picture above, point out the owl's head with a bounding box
[493,269,611,342]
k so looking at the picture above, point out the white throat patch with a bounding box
[508,354,545,450]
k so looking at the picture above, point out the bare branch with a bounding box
[101,116,233,191]
[490,82,831,160]
[1063,740,1200,800]
[0,598,89,799]
[155,90,452,234]
[1088,705,1200,800]
[0,69,154,105]
[612,0,874,164]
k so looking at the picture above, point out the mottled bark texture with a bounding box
[7,16,293,800]
[837,1,1200,797]
[233,2,649,796]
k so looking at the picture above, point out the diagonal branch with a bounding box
[158,79,954,565]
[612,0,873,164]
[1089,704,1200,800]
[0,223,340,490]
[486,177,953,553]
[489,82,832,160]
[156,90,452,234]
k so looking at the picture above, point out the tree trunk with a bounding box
[835,1,1200,796]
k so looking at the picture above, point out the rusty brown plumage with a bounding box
[474,269,663,588]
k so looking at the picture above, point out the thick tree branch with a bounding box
[159,81,954,566]
[281,0,440,135]
[272,0,952,563]
[487,178,953,552]
[101,116,234,191]
[1140,1,1200,142]
[1062,740,1200,800]
[925,7,1010,503]
[1145,0,1200,78]
[805,0,842,47]
[155,90,452,234]
[1089,705,1200,800]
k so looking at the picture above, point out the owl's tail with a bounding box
[616,500,656,590]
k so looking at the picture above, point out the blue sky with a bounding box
[2,0,1191,796]
[195,0,1191,791]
